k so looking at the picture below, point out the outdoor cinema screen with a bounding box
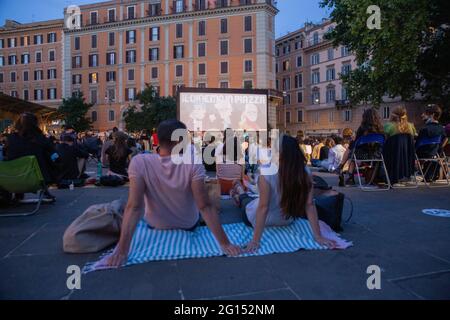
[179,90,268,132]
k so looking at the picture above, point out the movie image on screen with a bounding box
[179,90,268,132]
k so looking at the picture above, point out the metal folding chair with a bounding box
[415,136,450,188]
[352,133,391,191]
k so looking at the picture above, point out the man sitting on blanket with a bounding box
[103,120,242,267]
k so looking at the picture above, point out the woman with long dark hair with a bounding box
[105,131,132,177]
[4,113,56,200]
[230,135,337,252]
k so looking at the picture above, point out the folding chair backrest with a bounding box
[0,156,45,194]
[355,133,385,148]
[416,135,442,150]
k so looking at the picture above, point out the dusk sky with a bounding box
[0,0,330,38]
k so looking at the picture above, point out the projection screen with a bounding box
[178,89,268,132]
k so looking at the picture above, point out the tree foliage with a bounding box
[123,85,177,132]
[58,92,93,132]
[321,0,450,121]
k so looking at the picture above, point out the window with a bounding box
[198,82,206,88]
[109,110,115,122]
[312,90,320,104]
[90,11,98,24]
[294,73,303,88]
[282,60,290,71]
[126,50,136,63]
[198,21,206,36]
[198,43,206,57]
[128,69,135,81]
[149,3,161,16]
[89,72,98,84]
[326,68,335,81]
[149,48,159,61]
[198,63,206,75]
[176,24,183,38]
[296,56,302,67]
[297,109,303,122]
[383,106,390,120]
[341,46,350,57]
[220,19,228,34]
[244,80,253,89]
[108,8,116,22]
[328,48,334,60]
[220,40,228,55]
[174,45,184,59]
[311,53,320,65]
[72,56,83,68]
[9,55,17,65]
[283,94,291,105]
[0,39,3,49]
[72,74,82,85]
[34,89,44,101]
[34,70,43,81]
[8,38,16,48]
[175,65,183,77]
[126,30,136,44]
[174,0,184,13]
[47,68,57,80]
[48,88,57,100]
[286,111,291,123]
[244,60,253,73]
[109,32,115,46]
[151,67,158,79]
[107,89,116,102]
[312,70,320,84]
[91,111,98,122]
[244,16,252,32]
[0,56,4,66]
[91,35,97,48]
[326,87,336,103]
[282,77,291,91]
[21,53,30,64]
[244,38,253,53]
[125,88,136,101]
[106,52,116,65]
[106,71,116,82]
[220,61,228,74]
[313,32,319,45]
[20,36,30,47]
[35,52,42,63]
[297,91,303,103]
[10,91,18,98]
[49,50,55,62]
[329,111,335,123]
[220,81,229,89]
[90,89,97,105]
[0,73,4,83]
[47,32,57,43]
[344,109,352,122]
[341,63,351,76]
[33,35,43,45]
[150,27,160,41]
[89,54,99,67]
[341,87,348,100]
[10,72,16,82]
[127,6,135,19]
[74,37,80,50]
[23,90,29,101]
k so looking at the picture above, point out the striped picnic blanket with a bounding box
[83,219,352,273]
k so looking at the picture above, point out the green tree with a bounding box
[321,0,450,121]
[58,92,93,132]
[124,84,177,132]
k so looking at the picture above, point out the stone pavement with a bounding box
[1,172,450,300]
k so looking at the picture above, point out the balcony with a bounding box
[335,99,351,109]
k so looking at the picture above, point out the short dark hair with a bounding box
[157,119,187,147]
[333,135,343,145]
[425,104,442,120]
[112,127,119,133]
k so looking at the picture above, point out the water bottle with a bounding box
[97,161,102,182]
[69,181,74,191]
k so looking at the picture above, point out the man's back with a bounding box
[128,153,206,230]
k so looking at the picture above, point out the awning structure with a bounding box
[0,93,61,118]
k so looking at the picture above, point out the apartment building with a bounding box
[276,19,425,137]
[0,19,64,109]
[64,0,278,131]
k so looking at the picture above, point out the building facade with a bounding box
[0,19,64,109]
[275,19,426,137]
[64,0,278,131]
